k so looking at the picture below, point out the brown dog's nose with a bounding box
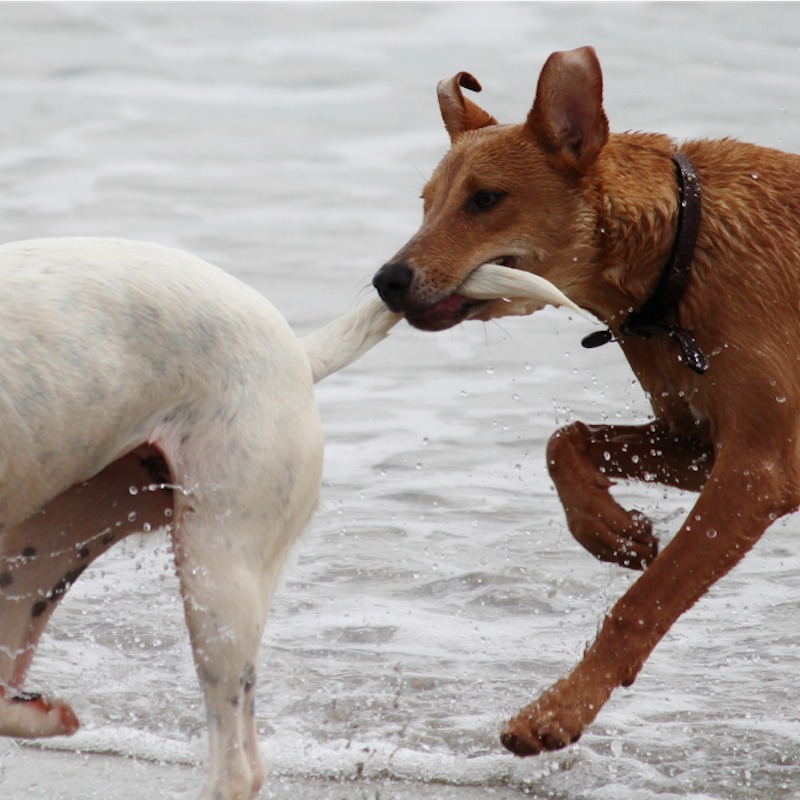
[373,261,413,311]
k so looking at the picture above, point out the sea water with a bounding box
[0,3,799,798]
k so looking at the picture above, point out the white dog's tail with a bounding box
[301,297,402,384]
[302,263,587,383]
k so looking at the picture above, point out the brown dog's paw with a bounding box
[500,671,615,758]
[500,696,584,757]
[568,502,658,570]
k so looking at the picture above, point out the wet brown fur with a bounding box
[375,47,800,756]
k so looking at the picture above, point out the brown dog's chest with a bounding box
[620,337,711,440]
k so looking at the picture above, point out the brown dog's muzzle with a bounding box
[373,259,489,331]
[372,261,414,312]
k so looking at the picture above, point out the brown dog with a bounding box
[373,46,800,756]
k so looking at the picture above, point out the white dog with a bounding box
[0,238,573,799]
[0,237,402,800]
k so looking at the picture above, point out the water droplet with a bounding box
[128,486,138,496]
[421,437,429,446]
[512,393,520,402]
[707,528,718,539]
[415,462,422,470]
[776,395,787,404]
[127,511,137,522]
[486,366,495,376]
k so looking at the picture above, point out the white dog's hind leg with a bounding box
[172,495,319,800]
[0,449,173,737]
[164,389,323,800]
[172,521,273,800]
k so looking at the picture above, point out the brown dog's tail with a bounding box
[301,297,402,384]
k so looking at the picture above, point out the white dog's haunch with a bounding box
[0,238,399,800]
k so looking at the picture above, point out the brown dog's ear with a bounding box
[526,47,609,171]
[437,72,498,141]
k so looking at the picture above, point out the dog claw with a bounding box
[500,719,579,757]
[501,674,606,759]
[500,729,541,757]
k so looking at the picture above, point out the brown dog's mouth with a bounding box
[406,294,486,331]
[405,257,519,331]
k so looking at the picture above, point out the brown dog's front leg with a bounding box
[503,451,792,756]
[547,421,713,569]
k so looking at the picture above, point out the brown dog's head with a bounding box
[373,47,609,331]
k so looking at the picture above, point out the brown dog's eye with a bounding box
[468,190,507,213]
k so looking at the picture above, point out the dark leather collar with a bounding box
[582,153,709,375]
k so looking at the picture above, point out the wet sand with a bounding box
[0,743,532,800]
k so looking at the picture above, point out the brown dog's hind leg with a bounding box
[504,445,793,755]
[547,420,714,569]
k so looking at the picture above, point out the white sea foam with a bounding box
[30,729,561,789]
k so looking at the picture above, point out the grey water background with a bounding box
[1,3,799,798]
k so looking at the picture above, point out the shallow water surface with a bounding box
[1,3,799,799]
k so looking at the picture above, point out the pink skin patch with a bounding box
[0,686,80,736]
[53,699,80,735]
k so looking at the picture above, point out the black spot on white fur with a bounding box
[31,565,88,617]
